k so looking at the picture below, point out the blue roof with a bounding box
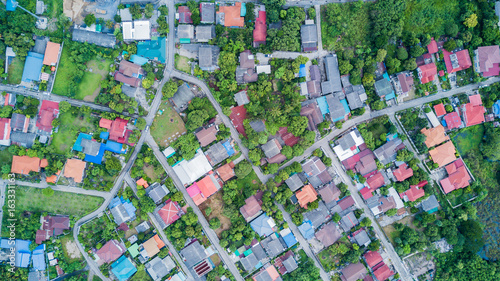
[1,239,32,267]
[22,52,44,83]
[6,0,17,11]
[250,213,274,237]
[282,232,298,248]
[111,255,137,281]
[240,3,246,16]
[137,37,166,63]
[84,142,105,164]
[298,220,314,240]
[340,99,350,114]
[105,140,126,154]
[123,201,137,219]
[493,100,500,117]
[316,97,329,115]
[109,196,122,209]
[32,244,46,271]
[441,119,447,127]
[100,131,109,140]
[385,92,396,101]
[73,133,92,152]
[130,55,149,66]
[222,140,236,156]
[298,64,306,78]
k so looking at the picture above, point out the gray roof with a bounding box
[72,29,116,48]
[119,8,132,22]
[252,243,267,261]
[10,132,36,148]
[315,222,341,247]
[302,156,326,177]
[337,130,360,150]
[10,113,27,131]
[146,256,175,281]
[346,90,364,110]
[110,204,131,225]
[205,140,231,166]
[340,211,359,232]
[234,91,250,106]
[195,25,215,42]
[250,120,266,133]
[326,94,346,121]
[199,46,213,68]
[81,138,101,156]
[322,55,342,94]
[180,241,207,267]
[374,78,394,97]
[135,221,150,233]
[262,139,281,159]
[200,3,215,23]
[301,24,318,44]
[28,270,46,281]
[373,138,403,165]
[282,256,298,273]
[354,230,371,246]
[147,183,170,204]
[121,0,156,4]
[261,235,285,258]
[421,195,440,212]
[303,201,329,229]
[310,65,321,81]
[171,83,195,110]
[33,37,47,55]
[285,173,305,192]
[240,253,259,272]
[178,24,194,39]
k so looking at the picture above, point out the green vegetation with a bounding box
[51,107,96,155]
[175,54,191,73]
[75,59,113,101]
[78,215,117,252]
[6,57,24,84]
[151,100,186,147]
[131,145,166,183]
[450,124,485,155]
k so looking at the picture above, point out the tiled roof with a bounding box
[444,112,462,129]
[196,126,218,147]
[366,172,385,190]
[96,240,125,264]
[421,125,449,148]
[315,223,341,247]
[477,45,500,74]
[230,105,247,136]
[158,199,181,226]
[373,263,394,281]
[427,38,438,54]
[364,251,383,268]
[11,155,43,175]
[216,161,235,181]
[401,185,425,202]
[63,159,86,183]
[443,49,472,73]
[317,183,341,204]
[253,11,267,44]
[296,184,318,209]
[340,262,367,281]
[440,159,471,193]
[418,63,437,84]
[218,2,244,27]
[240,194,263,221]
[43,42,61,66]
[393,163,413,182]
[429,141,457,167]
[433,103,446,116]
[463,103,485,127]
[300,102,324,131]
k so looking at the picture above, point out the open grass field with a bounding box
[175,55,191,73]
[383,224,400,245]
[451,124,484,155]
[151,101,186,147]
[76,59,112,101]
[403,0,460,38]
[7,57,24,85]
[14,186,103,217]
[60,235,83,262]
[235,170,261,190]
[199,192,231,238]
[52,46,75,96]
[51,111,96,155]
[0,148,14,167]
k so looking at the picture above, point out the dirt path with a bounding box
[64,239,82,260]
[64,0,86,24]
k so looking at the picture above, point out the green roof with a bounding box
[128,243,140,258]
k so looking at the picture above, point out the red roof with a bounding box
[338,195,355,211]
[158,199,181,225]
[444,112,462,129]
[440,159,471,194]
[230,105,247,137]
[296,184,318,209]
[96,240,125,264]
[178,6,193,24]
[477,45,500,76]
[443,49,472,73]
[187,182,207,205]
[0,118,11,141]
[397,73,414,93]
[36,100,59,133]
[197,174,220,198]
[393,163,414,182]
[99,118,113,129]
[277,127,299,147]
[469,94,483,106]
[364,251,383,268]
[427,38,438,54]
[366,172,385,190]
[434,103,446,117]
[418,63,437,84]
[438,70,445,76]
[360,187,373,200]
[373,263,394,281]
[253,11,267,44]
[401,185,425,202]
[114,72,141,87]
[36,229,48,244]
[108,118,128,143]
[463,103,485,127]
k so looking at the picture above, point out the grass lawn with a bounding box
[7,57,24,85]
[14,186,103,217]
[60,235,83,262]
[48,0,62,18]
[52,46,76,96]
[366,117,389,143]
[451,124,485,155]
[131,268,152,281]
[235,170,261,190]
[383,224,400,245]
[75,59,112,101]
[175,55,191,73]
[151,101,186,147]
[51,111,96,155]
[199,192,231,238]
[0,148,14,167]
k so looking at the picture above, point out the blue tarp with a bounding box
[316,96,329,115]
[21,52,44,83]
[493,100,500,117]
[441,119,447,127]
[111,255,137,281]
[100,131,109,140]
[32,244,46,271]
[108,196,122,209]
[6,0,17,11]
[298,64,306,78]
[137,37,166,63]
[73,133,92,152]
[340,99,350,114]
[130,55,149,66]
[105,140,125,154]
[222,140,236,156]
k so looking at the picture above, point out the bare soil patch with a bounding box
[199,192,231,238]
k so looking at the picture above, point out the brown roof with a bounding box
[338,195,355,211]
[96,240,125,264]
[196,126,218,147]
[216,161,235,182]
[378,196,396,213]
[429,141,457,167]
[300,102,323,131]
[341,262,367,281]
[393,163,413,182]
[42,215,70,236]
[63,159,86,183]
[477,45,500,73]
[43,42,61,66]
[142,234,165,258]
[240,194,262,221]
[296,184,318,209]
[11,155,42,174]
[315,223,341,247]
[317,183,341,204]
[239,50,254,69]
[421,125,449,148]
[118,60,143,77]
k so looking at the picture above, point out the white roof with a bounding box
[123,21,151,40]
[300,82,308,96]
[172,149,213,186]
[425,111,440,128]
[256,65,271,74]
[333,131,365,161]
[6,47,15,57]
[162,146,175,158]
[387,187,405,209]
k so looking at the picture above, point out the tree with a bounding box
[42,187,54,197]
[162,80,178,98]
[144,4,154,18]
[376,49,387,62]
[335,121,343,129]
[288,116,308,136]
[372,100,385,111]
[459,220,484,253]
[360,217,372,227]
[130,4,143,19]
[59,101,71,113]
[444,40,457,52]
[281,145,293,159]
[186,110,209,131]
[171,192,183,202]
[339,60,353,75]
[396,48,408,60]
[140,197,156,213]
[105,156,122,174]
[84,14,96,27]
[447,24,459,37]
[209,218,221,229]
[235,160,252,178]
[404,58,417,71]
[205,207,212,216]
[362,73,375,87]
[308,7,316,19]
[171,133,200,160]
[410,46,425,58]
[332,213,341,222]
[396,148,414,162]
[480,126,500,161]
[463,13,478,28]
[445,104,453,113]
[386,208,397,216]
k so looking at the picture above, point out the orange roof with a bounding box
[463,103,485,127]
[197,175,220,198]
[40,159,48,168]
[46,175,57,183]
[421,125,449,148]
[469,94,482,106]
[43,42,61,66]
[142,234,164,258]
[296,184,318,209]
[63,159,86,183]
[217,2,244,27]
[433,103,446,116]
[216,161,235,181]
[11,155,42,175]
[99,118,113,129]
[136,178,149,188]
[429,141,457,167]
[192,193,207,205]
[403,186,425,201]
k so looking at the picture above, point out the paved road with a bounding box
[145,133,245,281]
[278,204,330,280]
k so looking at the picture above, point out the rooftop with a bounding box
[296,184,318,209]
[429,141,457,167]
[63,158,86,183]
[421,125,449,148]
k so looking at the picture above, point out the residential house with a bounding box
[178,6,192,24]
[177,24,194,41]
[317,182,341,204]
[367,194,397,215]
[393,163,413,182]
[195,25,215,42]
[216,161,235,182]
[321,55,342,94]
[146,182,170,204]
[400,185,425,202]
[172,149,212,186]
[373,263,395,281]
[200,2,216,23]
[300,102,324,131]
[427,38,438,54]
[373,138,404,165]
[31,244,46,271]
[285,173,306,192]
[302,156,332,188]
[205,139,236,165]
[353,229,371,247]
[72,28,116,48]
[146,256,176,281]
[364,251,383,268]
[315,222,342,248]
[274,252,298,275]
[155,199,183,229]
[262,139,282,159]
[171,83,195,111]
[461,94,486,127]
[474,45,500,77]
[114,60,144,87]
[96,240,126,264]
[440,159,471,194]
[261,234,286,258]
[240,252,260,272]
[63,158,86,183]
[36,215,70,244]
[99,117,129,143]
[195,126,217,147]
[252,263,282,281]
[240,192,263,222]
[333,129,366,161]
[234,90,250,106]
[21,52,44,83]
[394,72,414,101]
[10,113,29,132]
[180,241,208,269]
[326,94,350,122]
[417,63,437,84]
[300,22,318,52]
[421,125,449,148]
[0,118,11,146]
[434,103,446,117]
[366,171,386,191]
[111,255,137,281]
[11,155,47,175]
[303,201,329,228]
[298,220,315,240]
[42,42,60,66]
[429,141,457,167]
[253,10,267,47]
[256,64,272,74]
[36,100,59,135]
[123,20,151,41]
[374,77,395,101]
[10,132,36,148]
[426,108,441,127]
[109,196,137,225]
[236,50,258,84]
[193,259,215,278]
[217,2,245,27]
[444,112,463,129]
[342,75,367,110]
[140,234,165,260]
[340,262,367,281]
[250,213,276,237]
[187,173,221,205]
[340,211,359,232]
[0,239,31,267]
[421,194,440,213]
[443,49,472,73]
[280,228,298,248]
